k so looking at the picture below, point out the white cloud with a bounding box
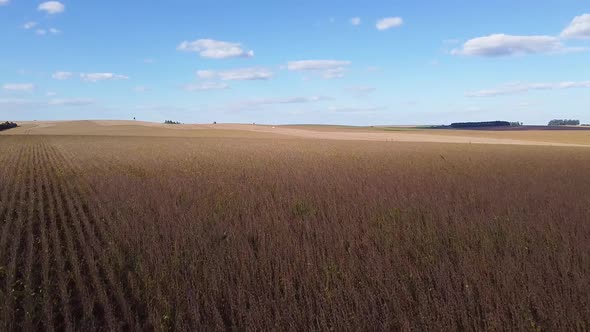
[350,17,361,26]
[52,71,73,80]
[36,29,47,36]
[49,28,61,34]
[287,60,351,71]
[347,86,376,98]
[466,81,590,97]
[45,92,57,97]
[243,96,330,106]
[177,39,254,59]
[561,14,590,39]
[48,98,95,106]
[2,83,35,92]
[80,73,129,82]
[376,17,403,30]
[197,67,273,81]
[196,70,217,79]
[23,21,38,29]
[328,106,385,113]
[322,68,346,79]
[0,97,94,109]
[183,82,229,91]
[287,60,351,79]
[38,1,65,14]
[228,96,331,111]
[452,34,565,57]
[0,0,9,6]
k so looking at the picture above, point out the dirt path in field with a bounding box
[213,124,590,147]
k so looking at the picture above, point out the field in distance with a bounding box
[3,120,590,146]
[0,127,589,330]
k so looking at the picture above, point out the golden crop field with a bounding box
[0,125,589,330]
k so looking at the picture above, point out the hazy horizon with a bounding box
[1,1,589,125]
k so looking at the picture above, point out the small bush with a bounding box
[0,121,18,131]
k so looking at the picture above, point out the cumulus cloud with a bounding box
[287,60,351,79]
[52,71,73,80]
[2,83,35,92]
[466,81,590,97]
[561,13,590,39]
[80,73,129,82]
[177,39,254,59]
[38,1,65,14]
[376,17,403,30]
[452,34,565,57]
[196,67,273,81]
[183,82,229,91]
[350,17,361,26]
[48,98,95,106]
[23,21,38,29]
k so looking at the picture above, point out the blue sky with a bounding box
[1,0,589,125]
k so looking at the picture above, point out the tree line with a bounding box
[0,121,17,131]
[548,119,580,126]
[450,121,511,129]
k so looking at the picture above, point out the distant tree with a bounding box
[548,119,580,126]
[510,122,523,127]
[0,121,18,131]
[164,120,181,125]
[450,121,510,129]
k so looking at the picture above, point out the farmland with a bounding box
[0,125,589,330]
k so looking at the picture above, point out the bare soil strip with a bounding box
[229,125,590,147]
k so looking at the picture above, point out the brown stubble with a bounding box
[0,135,589,330]
[64,136,590,330]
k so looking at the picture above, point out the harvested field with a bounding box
[0,134,589,330]
[4,121,590,147]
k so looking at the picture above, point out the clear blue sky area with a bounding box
[1,0,589,125]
